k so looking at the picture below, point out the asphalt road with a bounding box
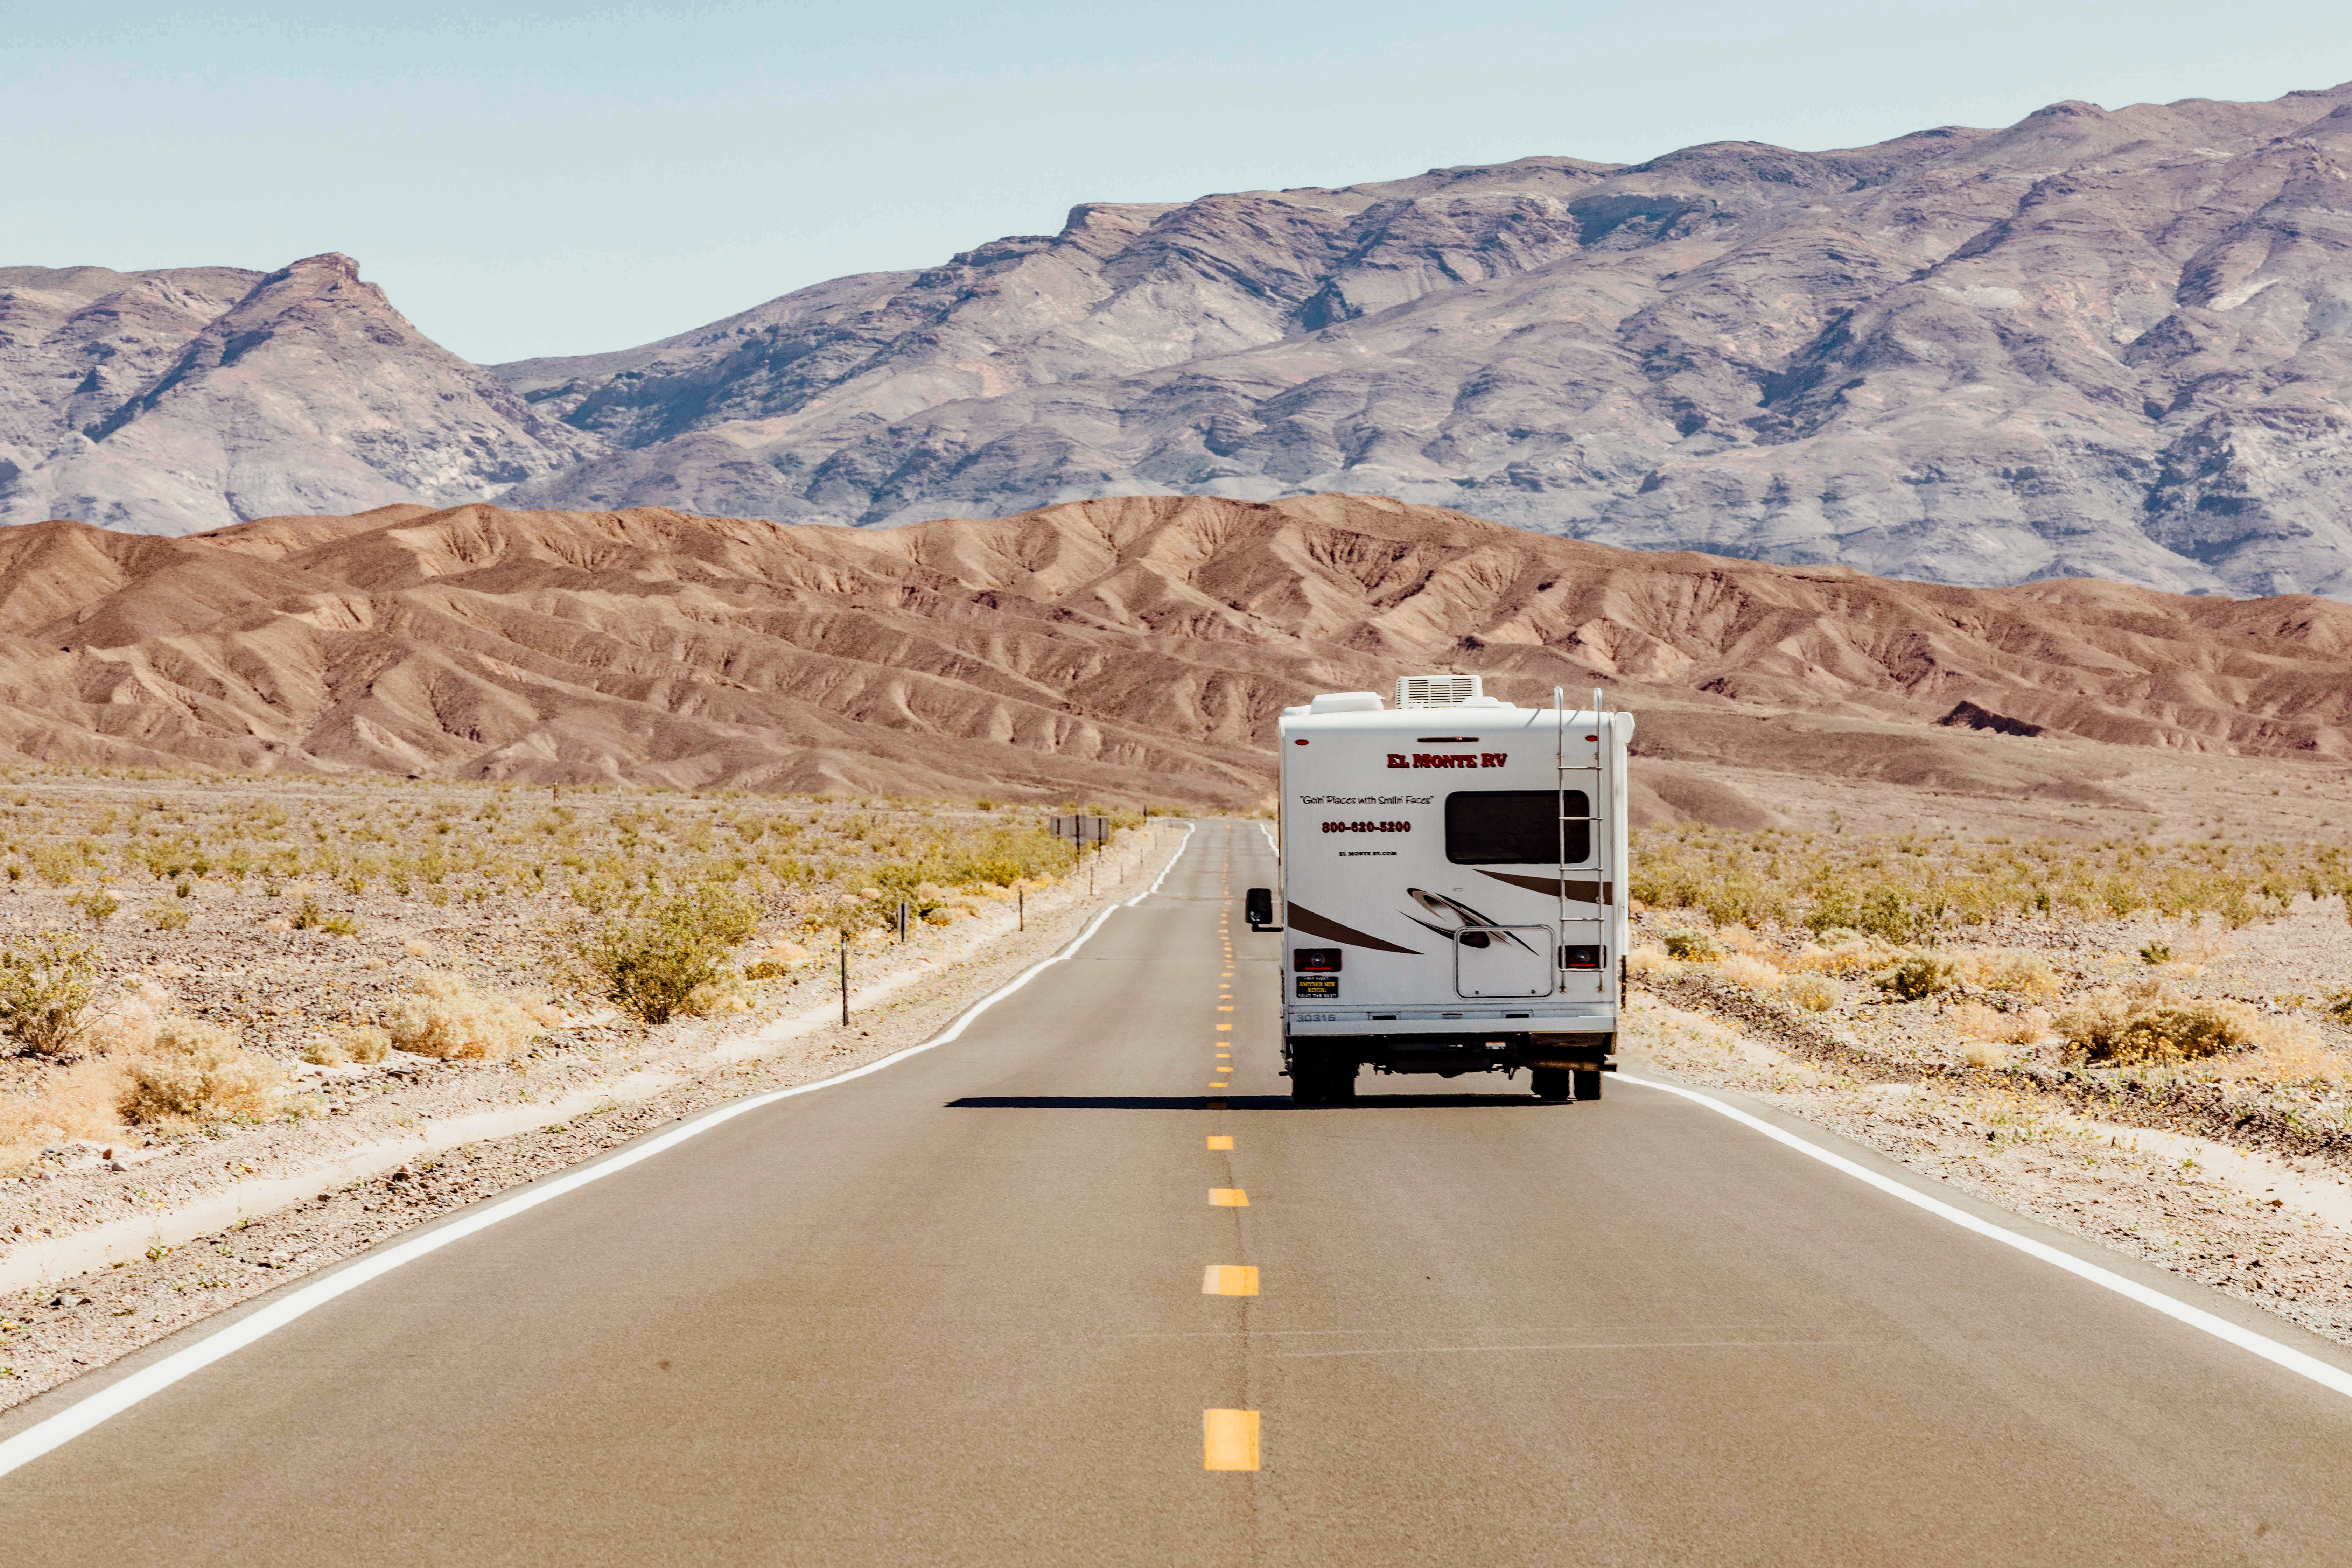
[9,818,2352,1564]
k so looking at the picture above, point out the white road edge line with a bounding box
[1126,821,1195,906]
[1617,1072,2352,1401]
[0,831,1195,1480]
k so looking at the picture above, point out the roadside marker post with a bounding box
[839,936,849,1026]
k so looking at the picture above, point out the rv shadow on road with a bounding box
[947,1094,1557,1111]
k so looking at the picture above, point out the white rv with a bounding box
[1254,676,1632,1103]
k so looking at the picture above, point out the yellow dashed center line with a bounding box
[1204,1409,1260,1470]
[1209,1188,1248,1207]
[1206,1135,1232,1150]
[1202,1265,1259,1296]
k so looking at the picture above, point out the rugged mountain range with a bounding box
[2,494,2347,816]
[9,81,2352,600]
[0,257,591,534]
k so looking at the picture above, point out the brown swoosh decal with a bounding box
[1284,901,1423,955]
[1477,870,1614,904]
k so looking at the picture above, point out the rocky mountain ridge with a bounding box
[0,255,594,535]
[9,82,2352,599]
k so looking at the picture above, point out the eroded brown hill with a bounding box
[2,493,2348,818]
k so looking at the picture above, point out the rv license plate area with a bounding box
[1295,975,1339,999]
[1454,924,1556,998]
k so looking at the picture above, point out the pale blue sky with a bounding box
[8,1,2348,364]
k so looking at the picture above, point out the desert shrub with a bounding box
[65,889,119,927]
[288,897,356,936]
[2140,942,2172,966]
[1951,949,2062,1001]
[1875,952,1957,1002]
[1661,929,1723,961]
[1715,953,1785,992]
[743,960,787,981]
[2053,982,2261,1066]
[30,844,80,886]
[1960,1041,2011,1069]
[579,881,760,1025]
[384,972,551,1059]
[2323,986,2352,1026]
[0,932,97,1056]
[1786,973,1841,1012]
[145,903,191,930]
[119,1017,285,1124]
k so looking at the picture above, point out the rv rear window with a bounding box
[1444,791,1590,864]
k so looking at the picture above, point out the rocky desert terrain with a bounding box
[0,767,1170,1405]
[2,492,2350,819]
[7,82,2352,600]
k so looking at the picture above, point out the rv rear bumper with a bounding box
[1282,1029,1616,1079]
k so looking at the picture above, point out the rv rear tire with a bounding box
[1531,1067,1571,1102]
[1573,1069,1604,1101]
[1290,1056,1357,1104]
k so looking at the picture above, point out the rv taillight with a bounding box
[1294,948,1341,972]
[1561,945,1602,970]
[1294,738,1308,745]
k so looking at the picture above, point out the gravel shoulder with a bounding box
[1624,985,2352,1350]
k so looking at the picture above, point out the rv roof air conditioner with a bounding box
[1394,674,1481,709]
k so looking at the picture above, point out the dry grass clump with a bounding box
[383,971,554,1059]
[0,1061,129,1169]
[2053,980,2263,1066]
[302,1023,391,1065]
[1787,936,1906,975]
[1624,945,1679,978]
[119,1016,285,1124]
[682,978,754,1016]
[1714,953,1785,992]
[1951,949,2063,1001]
[2224,1023,2348,1086]
[1786,973,1842,1012]
[1947,999,2051,1046]
[78,982,168,1057]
